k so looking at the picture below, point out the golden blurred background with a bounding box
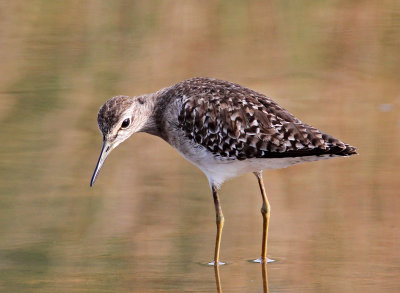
[0,1,399,292]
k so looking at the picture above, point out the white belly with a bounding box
[169,132,336,187]
[191,152,334,188]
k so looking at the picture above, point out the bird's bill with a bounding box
[90,140,113,187]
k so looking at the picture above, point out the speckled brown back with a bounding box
[173,78,357,160]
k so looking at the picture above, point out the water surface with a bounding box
[0,1,399,292]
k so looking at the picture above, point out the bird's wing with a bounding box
[177,78,355,159]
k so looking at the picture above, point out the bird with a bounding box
[90,77,357,266]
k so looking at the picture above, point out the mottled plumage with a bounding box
[91,77,357,265]
[174,78,356,160]
[94,77,357,186]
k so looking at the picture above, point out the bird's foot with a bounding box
[252,257,275,263]
[207,261,227,266]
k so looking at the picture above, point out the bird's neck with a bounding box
[137,86,177,140]
[133,92,157,135]
[137,87,175,138]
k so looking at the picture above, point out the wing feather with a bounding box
[176,78,356,159]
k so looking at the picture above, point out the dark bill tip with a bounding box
[90,141,111,187]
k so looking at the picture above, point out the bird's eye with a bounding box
[121,118,130,129]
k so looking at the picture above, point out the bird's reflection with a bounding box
[213,262,269,293]
[261,262,269,293]
[214,265,222,293]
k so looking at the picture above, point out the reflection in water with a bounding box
[213,262,270,293]
[261,263,269,293]
[214,265,223,293]
[0,1,399,292]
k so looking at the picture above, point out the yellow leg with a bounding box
[254,171,271,263]
[211,185,224,266]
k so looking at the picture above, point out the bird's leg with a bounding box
[211,184,225,266]
[254,171,270,263]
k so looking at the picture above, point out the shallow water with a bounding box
[0,1,399,292]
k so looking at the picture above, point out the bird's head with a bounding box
[90,95,149,186]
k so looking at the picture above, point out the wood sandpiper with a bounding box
[90,77,357,266]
